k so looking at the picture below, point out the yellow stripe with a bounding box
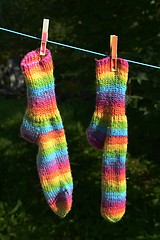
[105,144,127,151]
[105,180,126,187]
[97,71,128,81]
[102,211,125,222]
[28,70,53,82]
[111,115,127,122]
[97,71,114,79]
[96,111,127,120]
[41,172,72,189]
[32,109,60,119]
[41,136,66,148]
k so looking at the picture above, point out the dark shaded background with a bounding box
[0,0,160,239]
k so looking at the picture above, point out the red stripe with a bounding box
[40,129,65,141]
[106,136,127,144]
[102,170,126,182]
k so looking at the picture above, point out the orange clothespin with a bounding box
[40,18,49,56]
[110,35,118,71]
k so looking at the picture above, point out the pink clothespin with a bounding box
[110,35,118,71]
[40,19,49,56]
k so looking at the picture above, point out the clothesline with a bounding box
[0,27,160,70]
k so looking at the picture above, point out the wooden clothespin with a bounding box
[40,18,49,56]
[110,35,118,71]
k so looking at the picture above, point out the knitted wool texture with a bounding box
[20,49,73,218]
[87,57,128,222]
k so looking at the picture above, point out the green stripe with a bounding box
[42,179,72,192]
[41,142,67,156]
[103,149,127,157]
[102,184,126,193]
[98,76,127,87]
[110,121,127,129]
[27,75,55,88]
[93,117,127,128]
[25,115,62,127]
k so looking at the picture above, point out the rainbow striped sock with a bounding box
[91,57,128,222]
[20,49,73,218]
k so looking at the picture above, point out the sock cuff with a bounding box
[21,48,54,86]
[95,57,129,91]
[96,57,128,77]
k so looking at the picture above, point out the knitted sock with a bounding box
[93,57,128,222]
[86,58,128,150]
[20,49,73,218]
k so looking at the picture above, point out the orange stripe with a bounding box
[103,174,126,182]
[101,207,125,216]
[106,136,127,144]
[97,106,125,115]
[30,102,58,115]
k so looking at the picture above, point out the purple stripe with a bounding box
[97,92,125,101]
[28,89,55,101]
[102,166,125,174]
[47,193,72,205]
[103,162,125,169]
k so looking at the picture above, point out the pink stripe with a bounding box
[39,159,70,176]
[102,200,125,209]
[28,96,56,108]
[97,100,125,108]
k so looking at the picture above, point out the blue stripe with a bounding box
[37,148,68,163]
[103,191,126,200]
[28,82,55,96]
[23,118,63,134]
[37,154,69,169]
[91,124,127,136]
[107,128,128,136]
[103,156,126,164]
[44,183,73,198]
[89,124,106,132]
[29,89,55,101]
[98,85,126,94]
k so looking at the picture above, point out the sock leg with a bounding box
[98,58,128,222]
[101,122,127,222]
[20,49,73,217]
[37,129,73,217]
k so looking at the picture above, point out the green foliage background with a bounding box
[0,0,160,239]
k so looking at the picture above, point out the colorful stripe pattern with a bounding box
[20,49,73,218]
[87,57,128,222]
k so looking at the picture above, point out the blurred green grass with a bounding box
[0,97,160,240]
